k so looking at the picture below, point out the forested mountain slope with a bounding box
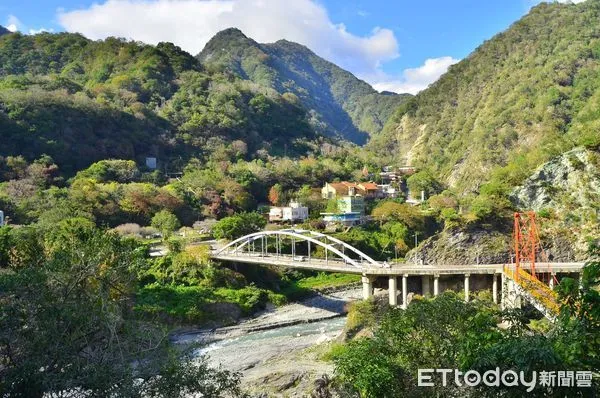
[370,1,600,194]
[0,30,316,175]
[199,28,410,144]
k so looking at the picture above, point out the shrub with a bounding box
[212,212,266,240]
[345,298,377,335]
[113,223,141,236]
[151,210,181,238]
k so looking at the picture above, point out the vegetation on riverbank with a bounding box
[325,244,600,397]
[1,1,600,396]
[0,222,246,397]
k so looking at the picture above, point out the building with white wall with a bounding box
[269,201,309,223]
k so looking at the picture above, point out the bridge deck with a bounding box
[211,252,584,276]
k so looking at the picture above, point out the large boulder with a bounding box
[406,226,510,265]
[511,147,600,212]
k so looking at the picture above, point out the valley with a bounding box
[0,0,599,397]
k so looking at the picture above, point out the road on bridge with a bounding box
[211,251,584,276]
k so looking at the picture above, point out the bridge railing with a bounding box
[213,229,386,270]
[504,265,561,316]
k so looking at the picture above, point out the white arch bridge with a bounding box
[210,229,585,316]
[213,228,383,271]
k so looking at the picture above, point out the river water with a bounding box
[197,316,347,373]
[174,288,363,392]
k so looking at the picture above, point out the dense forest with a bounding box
[0,31,319,176]
[1,0,600,396]
[199,28,410,144]
[370,1,600,194]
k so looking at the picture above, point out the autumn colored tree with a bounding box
[268,183,284,206]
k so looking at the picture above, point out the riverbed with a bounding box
[172,287,363,396]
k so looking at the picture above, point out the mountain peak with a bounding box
[198,29,409,144]
[202,27,256,50]
[0,25,11,36]
[199,27,258,63]
[211,27,248,41]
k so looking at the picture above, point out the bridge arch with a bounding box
[215,228,383,269]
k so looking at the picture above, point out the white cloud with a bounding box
[57,0,399,79]
[6,15,21,32]
[3,15,52,35]
[29,27,54,35]
[373,56,459,94]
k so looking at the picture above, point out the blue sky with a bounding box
[0,0,578,93]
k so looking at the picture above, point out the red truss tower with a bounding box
[513,211,541,280]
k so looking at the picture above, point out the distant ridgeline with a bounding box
[3,0,600,197]
[198,28,410,144]
[0,26,408,177]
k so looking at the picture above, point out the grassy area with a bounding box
[277,272,360,302]
[134,269,359,326]
[134,284,275,325]
[296,272,361,290]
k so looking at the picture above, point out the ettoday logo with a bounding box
[418,369,593,392]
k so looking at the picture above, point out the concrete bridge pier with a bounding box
[549,273,555,289]
[502,277,522,310]
[433,274,439,296]
[422,275,431,297]
[492,273,498,304]
[402,274,409,309]
[362,275,374,300]
[389,276,398,306]
[464,274,470,302]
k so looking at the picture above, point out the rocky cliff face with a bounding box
[511,147,600,212]
[406,227,511,266]
[511,146,600,260]
[407,147,599,265]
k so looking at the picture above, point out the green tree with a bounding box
[372,201,424,230]
[76,159,140,183]
[212,212,266,240]
[0,226,243,397]
[325,198,340,213]
[554,242,600,371]
[333,337,404,398]
[468,194,511,224]
[0,226,13,267]
[151,210,181,238]
[333,293,501,397]
[406,170,442,198]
